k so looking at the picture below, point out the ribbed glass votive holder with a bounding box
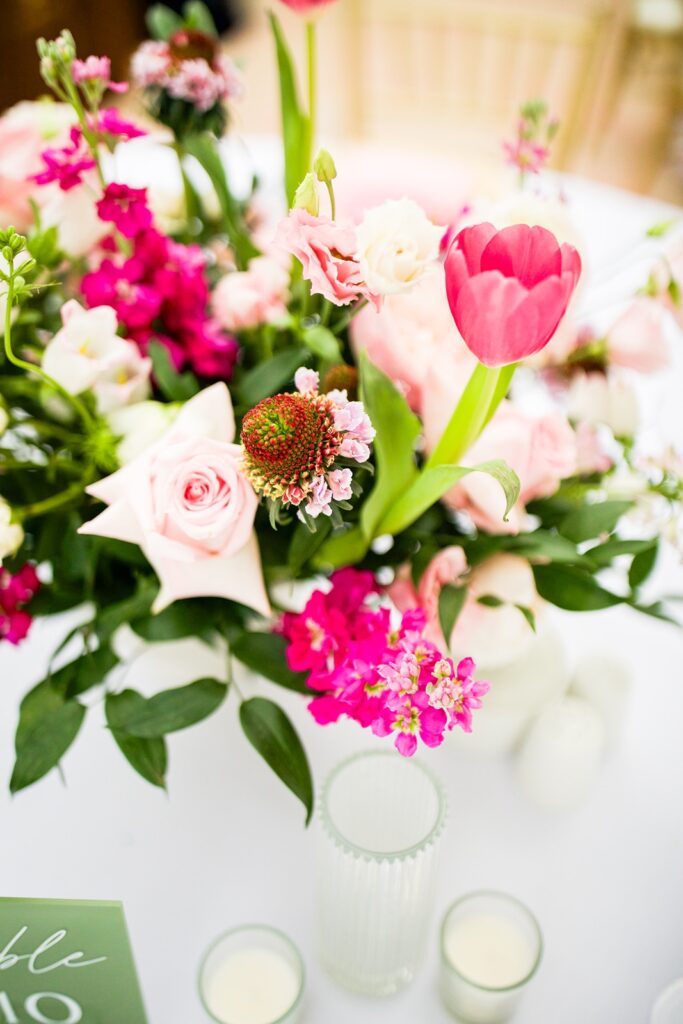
[315,750,446,996]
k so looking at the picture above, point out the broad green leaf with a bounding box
[11,683,86,793]
[584,537,657,568]
[183,133,258,268]
[239,697,314,824]
[106,692,167,789]
[629,542,659,590]
[559,500,632,544]
[503,530,583,564]
[438,584,467,643]
[149,340,199,402]
[358,351,421,540]
[231,633,310,694]
[184,0,218,34]
[146,3,183,38]
[269,12,309,205]
[301,324,342,364]
[312,523,373,571]
[532,564,623,612]
[427,363,514,468]
[515,604,537,632]
[236,346,308,407]
[627,599,680,626]
[288,517,332,574]
[378,459,520,536]
[477,594,504,608]
[131,599,218,642]
[106,679,227,737]
[96,581,158,642]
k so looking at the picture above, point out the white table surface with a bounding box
[2,173,683,1024]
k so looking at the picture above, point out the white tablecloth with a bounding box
[2,173,683,1024]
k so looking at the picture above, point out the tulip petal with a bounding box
[452,272,528,366]
[480,224,562,286]
[449,222,497,276]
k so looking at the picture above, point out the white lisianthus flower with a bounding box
[107,401,179,464]
[567,371,639,439]
[40,175,108,258]
[0,500,23,562]
[42,300,151,415]
[356,198,443,296]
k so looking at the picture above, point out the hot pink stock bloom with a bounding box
[444,222,582,367]
[0,564,40,646]
[33,126,96,190]
[276,209,378,307]
[72,55,128,93]
[423,397,577,533]
[280,569,488,755]
[93,108,146,141]
[96,183,153,238]
[278,0,338,11]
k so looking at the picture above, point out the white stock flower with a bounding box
[567,371,639,439]
[0,500,23,561]
[42,301,151,414]
[40,178,108,258]
[356,198,442,296]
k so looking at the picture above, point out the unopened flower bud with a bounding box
[293,172,319,217]
[314,148,337,184]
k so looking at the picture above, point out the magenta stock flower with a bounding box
[96,183,153,238]
[93,108,146,142]
[280,569,489,756]
[33,126,95,190]
[444,222,582,367]
[0,563,40,646]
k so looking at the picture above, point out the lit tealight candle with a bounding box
[199,926,304,1024]
[440,892,542,1023]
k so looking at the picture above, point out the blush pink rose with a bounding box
[212,256,289,331]
[606,297,669,373]
[351,264,476,410]
[79,384,269,615]
[424,398,577,533]
[275,209,375,307]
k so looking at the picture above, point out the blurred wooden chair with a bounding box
[340,0,629,171]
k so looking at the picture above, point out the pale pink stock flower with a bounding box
[72,55,128,93]
[305,475,333,518]
[131,40,170,87]
[276,209,377,307]
[212,257,289,332]
[79,384,270,615]
[328,468,353,501]
[606,297,669,373]
[294,367,320,394]
[334,402,375,462]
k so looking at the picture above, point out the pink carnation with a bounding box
[276,209,377,307]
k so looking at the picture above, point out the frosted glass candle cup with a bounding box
[440,892,542,1023]
[316,750,446,996]
[198,926,304,1024]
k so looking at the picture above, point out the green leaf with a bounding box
[231,633,310,693]
[627,598,680,626]
[131,600,218,642]
[629,542,659,590]
[236,346,308,407]
[269,12,309,206]
[106,679,227,737]
[287,517,332,574]
[183,0,218,34]
[96,581,158,642]
[312,523,373,571]
[478,594,504,607]
[301,324,342,364]
[559,500,632,543]
[11,683,86,793]
[503,530,584,564]
[149,340,199,402]
[43,645,118,700]
[359,351,421,540]
[378,459,520,536]
[646,218,679,238]
[239,697,314,823]
[532,563,623,611]
[584,537,657,568]
[438,584,467,642]
[183,133,259,269]
[106,692,167,788]
[146,3,183,39]
[514,604,537,632]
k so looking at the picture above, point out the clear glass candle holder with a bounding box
[651,978,683,1023]
[198,925,304,1024]
[315,749,446,996]
[440,892,543,1023]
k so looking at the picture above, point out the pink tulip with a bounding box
[278,0,337,11]
[444,222,581,367]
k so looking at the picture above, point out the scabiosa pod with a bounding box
[279,569,490,755]
[240,367,375,527]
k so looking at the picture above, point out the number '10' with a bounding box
[0,992,81,1024]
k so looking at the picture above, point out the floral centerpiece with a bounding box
[1,1,681,822]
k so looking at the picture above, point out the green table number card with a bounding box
[0,898,148,1024]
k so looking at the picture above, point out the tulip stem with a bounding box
[425,362,516,471]
[306,20,316,172]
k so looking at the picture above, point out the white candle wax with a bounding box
[200,929,303,1024]
[440,894,541,1024]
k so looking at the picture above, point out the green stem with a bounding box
[306,20,316,172]
[61,73,106,189]
[2,261,96,433]
[14,477,92,520]
[425,363,514,471]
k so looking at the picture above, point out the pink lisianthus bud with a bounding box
[444,222,582,367]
